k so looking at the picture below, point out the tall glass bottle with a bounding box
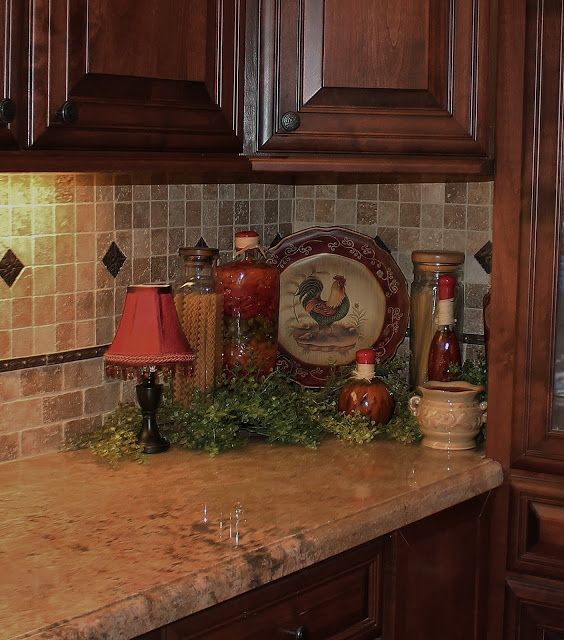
[173,245,223,405]
[410,251,464,388]
[216,231,280,376]
[427,274,462,382]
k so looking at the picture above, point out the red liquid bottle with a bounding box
[427,274,461,382]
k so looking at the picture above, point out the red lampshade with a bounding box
[105,284,194,370]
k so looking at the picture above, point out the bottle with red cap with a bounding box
[216,231,280,376]
[338,349,395,425]
[427,274,462,382]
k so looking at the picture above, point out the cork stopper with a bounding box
[436,274,456,326]
[354,349,376,380]
[235,230,259,251]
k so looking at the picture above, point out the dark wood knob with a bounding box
[280,625,309,640]
[56,101,79,124]
[281,111,301,132]
[0,98,16,125]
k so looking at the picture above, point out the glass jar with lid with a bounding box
[173,244,223,405]
[410,250,464,389]
[216,231,280,376]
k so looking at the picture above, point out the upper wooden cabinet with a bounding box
[0,0,22,149]
[246,0,496,175]
[25,0,245,152]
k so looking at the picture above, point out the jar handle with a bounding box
[479,400,488,424]
[409,395,421,417]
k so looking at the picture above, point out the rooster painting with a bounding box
[296,275,351,331]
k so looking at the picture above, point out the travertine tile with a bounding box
[0,432,19,462]
[84,382,120,414]
[21,365,63,396]
[445,182,468,204]
[378,184,400,201]
[21,424,62,456]
[357,201,378,225]
[0,397,43,432]
[62,358,104,390]
[315,200,335,223]
[337,184,357,199]
[0,173,492,462]
[399,203,421,227]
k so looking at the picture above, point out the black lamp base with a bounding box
[138,435,170,455]
[136,372,169,455]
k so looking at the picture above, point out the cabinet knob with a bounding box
[56,101,79,124]
[0,98,16,125]
[281,111,301,132]
[280,625,309,640]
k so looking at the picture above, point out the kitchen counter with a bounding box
[0,440,502,640]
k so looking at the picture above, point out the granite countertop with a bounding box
[0,440,503,640]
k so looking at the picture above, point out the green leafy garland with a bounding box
[65,354,487,464]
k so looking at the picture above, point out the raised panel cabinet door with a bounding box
[252,0,495,168]
[0,0,22,148]
[505,578,564,640]
[27,0,245,151]
[507,0,564,474]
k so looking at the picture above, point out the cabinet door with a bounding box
[0,0,21,148]
[387,495,490,640]
[26,0,244,152]
[504,0,564,474]
[250,0,495,173]
[505,578,564,640]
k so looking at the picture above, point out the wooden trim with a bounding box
[249,153,494,175]
[509,0,564,473]
[0,151,252,173]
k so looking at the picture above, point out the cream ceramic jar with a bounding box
[409,381,487,450]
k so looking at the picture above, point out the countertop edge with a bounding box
[15,457,503,640]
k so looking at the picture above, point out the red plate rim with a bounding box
[268,226,409,387]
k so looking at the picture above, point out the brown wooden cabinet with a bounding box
[1,0,498,174]
[487,0,564,638]
[0,0,22,149]
[246,0,496,175]
[24,0,245,153]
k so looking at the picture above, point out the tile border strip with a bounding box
[0,345,109,373]
[0,334,484,373]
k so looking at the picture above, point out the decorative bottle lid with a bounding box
[235,230,260,251]
[411,250,465,275]
[437,274,456,326]
[355,348,376,379]
[178,245,219,259]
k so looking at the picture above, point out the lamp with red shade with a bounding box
[104,284,194,454]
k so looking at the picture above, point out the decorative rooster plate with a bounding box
[268,227,409,387]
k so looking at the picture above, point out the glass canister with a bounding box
[216,230,280,376]
[173,245,223,405]
[410,250,464,389]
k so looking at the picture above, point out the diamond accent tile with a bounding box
[269,232,283,248]
[102,241,126,278]
[0,249,24,287]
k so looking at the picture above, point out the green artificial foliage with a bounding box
[64,354,487,464]
[64,402,145,465]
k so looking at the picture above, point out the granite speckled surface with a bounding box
[0,440,502,640]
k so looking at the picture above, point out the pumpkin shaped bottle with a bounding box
[338,349,395,424]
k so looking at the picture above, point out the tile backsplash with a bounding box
[0,174,492,463]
